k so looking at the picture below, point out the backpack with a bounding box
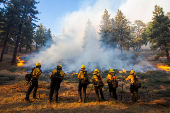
[133,75,141,88]
[81,71,89,84]
[96,75,104,87]
[111,75,118,88]
[25,67,35,82]
[112,80,118,88]
[51,70,62,82]
[25,74,32,82]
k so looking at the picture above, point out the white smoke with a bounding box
[119,0,170,24]
[24,0,170,72]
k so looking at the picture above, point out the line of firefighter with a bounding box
[25,63,140,103]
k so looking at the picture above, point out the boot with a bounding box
[101,97,105,101]
[33,93,37,99]
[25,97,31,102]
[78,99,82,103]
[33,96,38,99]
[83,99,86,103]
[54,100,59,103]
[96,97,100,103]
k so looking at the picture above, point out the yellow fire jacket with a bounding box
[125,74,138,83]
[78,70,89,79]
[106,73,117,83]
[91,74,103,83]
[50,69,65,80]
[32,68,42,79]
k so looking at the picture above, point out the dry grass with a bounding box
[0,47,170,112]
[0,70,170,113]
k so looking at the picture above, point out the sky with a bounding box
[35,0,170,36]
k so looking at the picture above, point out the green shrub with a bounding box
[39,75,50,81]
[8,66,18,72]
[0,74,15,85]
[17,67,25,71]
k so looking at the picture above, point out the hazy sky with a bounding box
[36,0,170,35]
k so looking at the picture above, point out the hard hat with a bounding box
[109,69,114,73]
[57,65,62,69]
[94,69,99,72]
[81,65,86,69]
[130,70,135,74]
[36,62,41,67]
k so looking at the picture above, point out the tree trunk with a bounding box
[26,45,28,51]
[11,24,22,64]
[36,43,38,51]
[120,45,123,54]
[19,38,23,52]
[165,48,169,61]
[0,32,9,62]
[4,44,8,54]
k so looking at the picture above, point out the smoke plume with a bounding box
[24,0,170,73]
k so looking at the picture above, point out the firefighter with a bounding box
[106,69,117,100]
[78,65,89,103]
[49,65,65,103]
[91,69,105,102]
[125,70,139,102]
[25,62,42,102]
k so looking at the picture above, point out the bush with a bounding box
[18,67,25,71]
[0,74,15,85]
[8,66,18,72]
[39,74,50,81]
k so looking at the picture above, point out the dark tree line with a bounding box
[0,0,52,64]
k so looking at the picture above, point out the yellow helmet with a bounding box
[57,65,62,69]
[81,65,86,69]
[36,62,41,67]
[130,70,135,74]
[94,69,99,73]
[109,69,114,73]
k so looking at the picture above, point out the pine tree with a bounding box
[130,20,147,51]
[114,9,130,54]
[150,5,170,61]
[0,0,18,62]
[44,28,52,47]
[99,9,115,49]
[10,0,39,64]
[83,19,97,51]
[19,16,35,51]
[34,23,52,51]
